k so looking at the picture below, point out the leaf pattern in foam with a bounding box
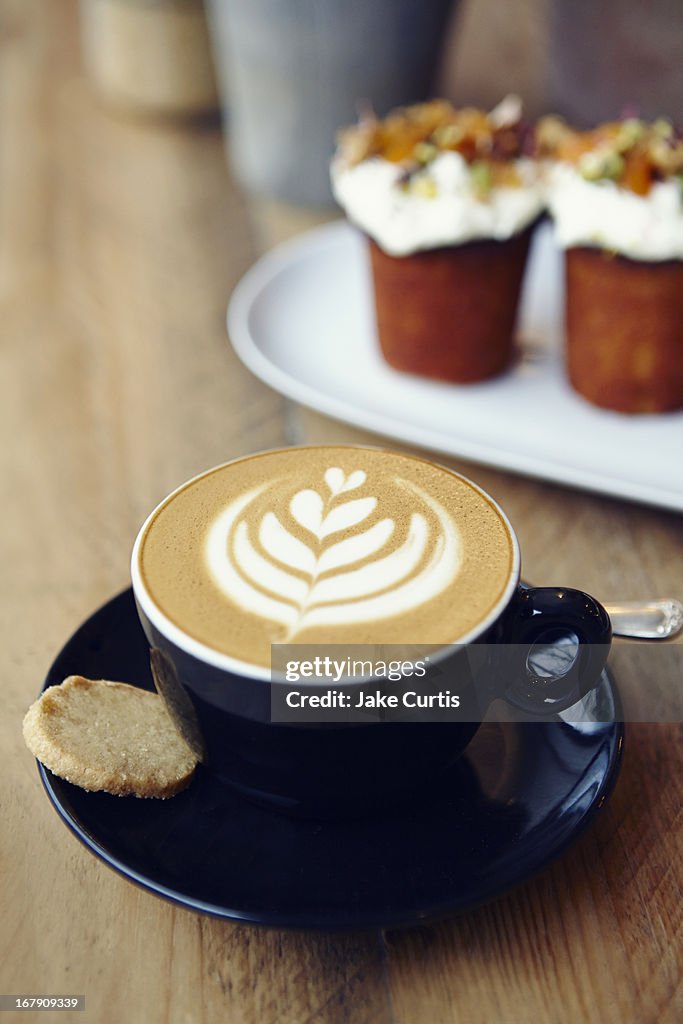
[289,489,324,536]
[259,512,316,574]
[204,469,462,639]
[317,518,394,573]
[324,467,366,495]
[290,489,376,539]
[233,521,308,604]
[205,485,300,629]
[310,514,427,603]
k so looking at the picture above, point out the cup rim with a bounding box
[131,445,522,681]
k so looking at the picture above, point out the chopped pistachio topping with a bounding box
[412,141,439,165]
[336,97,526,174]
[470,160,493,195]
[653,118,674,138]
[579,148,624,181]
[433,123,464,147]
[614,119,645,151]
[537,114,683,196]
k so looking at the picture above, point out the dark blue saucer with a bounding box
[37,589,623,930]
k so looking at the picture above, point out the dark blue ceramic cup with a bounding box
[132,460,611,818]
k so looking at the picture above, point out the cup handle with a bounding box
[494,587,612,715]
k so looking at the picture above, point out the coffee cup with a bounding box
[131,446,611,817]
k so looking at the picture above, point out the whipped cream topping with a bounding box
[547,163,683,261]
[331,152,544,256]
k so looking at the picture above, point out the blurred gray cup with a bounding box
[206,0,456,207]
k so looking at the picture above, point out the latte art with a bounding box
[135,447,517,669]
[205,468,462,642]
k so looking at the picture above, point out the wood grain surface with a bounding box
[1,2,681,1022]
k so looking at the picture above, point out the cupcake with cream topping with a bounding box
[331,97,544,383]
[537,115,683,413]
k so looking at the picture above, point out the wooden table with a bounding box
[1,3,681,1021]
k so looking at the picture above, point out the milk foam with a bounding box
[205,466,462,641]
[136,447,517,667]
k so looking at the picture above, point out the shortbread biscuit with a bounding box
[23,675,198,798]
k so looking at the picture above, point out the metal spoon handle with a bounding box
[604,599,683,640]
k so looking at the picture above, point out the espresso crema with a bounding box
[136,447,516,668]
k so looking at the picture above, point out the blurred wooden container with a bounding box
[80,0,218,117]
[548,0,683,124]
